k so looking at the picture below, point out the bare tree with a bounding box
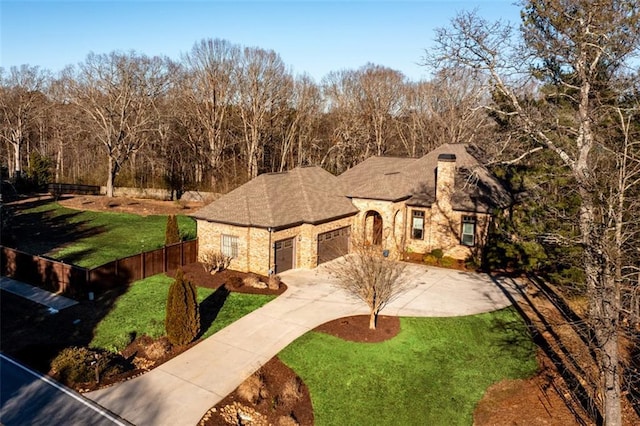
[0,65,49,178]
[235,46,291,180]
[428,2,640,424]
[276,73,322,171]
[66,52,171,197]
[181,39,239,187]
[330,242,408,330]
[322,64,406,170]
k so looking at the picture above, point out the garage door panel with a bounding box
[317,226,350,265]
[275,237,294,273]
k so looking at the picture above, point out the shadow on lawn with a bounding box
[198,285,230,338]
[0,264,134,375]
[490,274,602,425]
[4,196,106,256]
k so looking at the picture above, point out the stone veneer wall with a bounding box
[350,199,407,259]
[404,206,491,260]
[197,216,355,275]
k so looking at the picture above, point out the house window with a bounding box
[412,210,424,239]
[461,216,476,246]
[221,234,239,258]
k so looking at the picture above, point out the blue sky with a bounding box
[0,1,521,82]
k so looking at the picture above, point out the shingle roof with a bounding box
[191,166,358,229]
[339,143,511,212]
[338,156,418,201]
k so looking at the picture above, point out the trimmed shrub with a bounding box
[227,276,244,290]
[268,274,281,290]
[237,371,268,404]
[422,254,439,265]
[50,346,129,385]
[439,256,456,268]
[165,269,200,346]
[278,376,303,407]
[430,248,444,259]
[243,274,260,288]
[165,214,180,245]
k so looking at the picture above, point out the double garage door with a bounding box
[317,226,350,265]
[274,226,351,273]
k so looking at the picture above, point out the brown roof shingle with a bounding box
[339,143,511,212]
[191,166,358,228]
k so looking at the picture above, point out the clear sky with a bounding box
[0,0,521,82]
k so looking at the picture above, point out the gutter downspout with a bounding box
[267,227,273,275]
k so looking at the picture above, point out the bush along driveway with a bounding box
[86,263,525,426]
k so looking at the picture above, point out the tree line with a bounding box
[0,39,492,196]
[2,1,640,423]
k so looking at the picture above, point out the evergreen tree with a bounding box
[165,269,200,346]
[165,214,180,245]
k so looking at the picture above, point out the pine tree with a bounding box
[165,269,200,346]
[165,214,180,245]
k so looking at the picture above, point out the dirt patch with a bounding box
[58,194,205,216]
[475,351,593,426]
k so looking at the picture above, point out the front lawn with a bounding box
[11,201,196,268]
[279,308,537,425]
[91,275,275,351]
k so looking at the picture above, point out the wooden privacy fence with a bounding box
[1,239,198,298]
[48,183,101,196]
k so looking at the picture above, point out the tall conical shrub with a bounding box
[165,214,180,245]
[165,269,200,346]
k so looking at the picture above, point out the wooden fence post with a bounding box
[163,246,167,273]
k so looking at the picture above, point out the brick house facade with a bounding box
[192,144,510,275]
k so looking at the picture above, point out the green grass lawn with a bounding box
[279,308,537,426]
[91,275,275,352]
[17,201,196,268]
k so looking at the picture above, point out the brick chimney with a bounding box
[435,153,456,211]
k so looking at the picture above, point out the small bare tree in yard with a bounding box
[330,243,408,330]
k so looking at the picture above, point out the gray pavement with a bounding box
[86,262,523,426]
[0,276,78,311]
[0,354,130,426]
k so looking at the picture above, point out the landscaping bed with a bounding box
[1,265,281,393]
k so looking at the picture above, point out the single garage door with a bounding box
[274,237,295,273]
[317,226,350,265]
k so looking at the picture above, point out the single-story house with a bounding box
[192,143,511,275]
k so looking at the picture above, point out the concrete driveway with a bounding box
[86,262,522,426]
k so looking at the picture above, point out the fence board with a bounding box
[144,248,165,277]
[166,244,182,271]
[48,183,100,196]
[2,239,197,296]
[117,255,143,282]
[1,247,87,297]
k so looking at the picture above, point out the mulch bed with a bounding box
[313,314,400,343]
[168,263,287,296]
[199,315,401,425]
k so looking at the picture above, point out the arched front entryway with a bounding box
[364,210,383,246]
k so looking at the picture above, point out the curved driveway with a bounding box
[86,263,522,426]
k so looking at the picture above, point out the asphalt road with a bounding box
[0,354,130,426]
